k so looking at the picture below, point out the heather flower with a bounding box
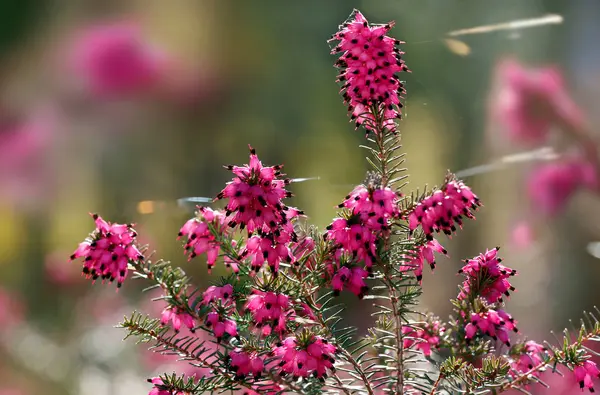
[205,311,238,342]
[69,22,166,97]
[273,335,337,379]
[160,306,196,333]
[330,10,408,133]
[493,59,583,145]
[465,309,518,347]
[325,216,378,269]
[202,284,234,306]
[227,349,265,380]
[216,146,301,234]
[458,247,517,304]
[526,157,597,216]
[402,318,445,357]
[408,179,480,240]
[330,265,369,298]
[245,290,294,337]
[510,341,546,375]
[178,207,229,273]
[574,360,600,392]
[147,377,185,395]
[70,214,144,288]
[399,238,447,283]
[240,232,295,275]
[338,185,400,230]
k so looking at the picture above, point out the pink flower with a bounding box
[402,319,445,357]
[70,214,144,288]
[493,59,583,145]
[527,158,596,216]
[0,288,24,328]
[240,232,295,275]
[338,185,400,230]
[399,238,447,283]
[160,306,196,333]
[465,309,518,347]
[178,207,229,273]
[408,179,480,240]
[511,341,547,376]
[330,265,369,298]
[325,217,378,269]
[202,284,234,306]
[69,22,167,97]
[205,312,238,342]
[272,335,337,379]
[574,360,600,392]
[458,247,517,304]
[245,290,294,337]
[147,377,185,395]
[330,10,409,133]
[216,146,301,235]
[227,349,265,380]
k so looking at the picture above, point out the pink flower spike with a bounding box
[160,306,195,333]
[574,360,600,392]
[330,10,409,134]
[493,59,584,145]
[70,214,144,288]
[69,21,168,98]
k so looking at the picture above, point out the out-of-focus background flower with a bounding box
[0,1,599,394]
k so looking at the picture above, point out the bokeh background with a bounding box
[0,1,599,394]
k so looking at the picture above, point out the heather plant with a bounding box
[70,10,600,395]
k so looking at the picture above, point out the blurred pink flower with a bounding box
[45,251,80,286]
[526,157,597,215]
[510,221,534,250]
[493,59,583,145]
[69,22,167,98]
[0,288,25,329]
[0,108,57,204]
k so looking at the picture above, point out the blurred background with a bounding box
[0,0,599,394]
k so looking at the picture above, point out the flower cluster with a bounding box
[160,306,195,333]
[330,10,408,133]
[147,378,186,395]
[178,207,229,272]
[574,360,600,393]
[465,309,518,347]
[408,179,480,240]
[339,185,400,230]
[399,238,447,283]
[458,248,517,304]
[215,146,303,275]
[331,266,369,298]
[510,341,546,375]
[70,214,144,288]
[273,335,337,379]
[227,349,265,380]
[201,285,238,342]
[245,290,294,337]
[402,318,445,357]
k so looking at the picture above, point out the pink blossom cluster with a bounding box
[339,185,400,230]
[527,157,598,216]
[325,217,378,269]
[402,319,445,357]
[408,180,480,240]
[465,309,518,347]
[273,336,337,379]
[493,59,583,145]
[178,207,229,273]
[399,238,447,283]
[227,349,265,380]
[330,266,369,298]
[458,248,517,304]
[245,290,294,337]
[70,214,144,288]
[160,306,195,333]
[201,285,238,342]
[214,146,303,275]
[574,360,600,393]
[329,10,408,133]
[510,341,546,376]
